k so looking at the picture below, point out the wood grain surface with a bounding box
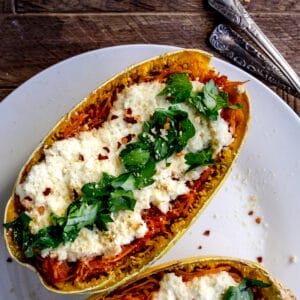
[0,0,299,115]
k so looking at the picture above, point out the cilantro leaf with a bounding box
[95,214,113,231]
[3,212,31,245]
[23,226,62,258]
[134,159,156,189]
[50,213,66,227]
[122,148,151,170]
[223,278,271,300]
[158,75,242,121]
[109,190,136,212]
[177,117,196,148]
[185,148,216,172]
[81,172,114,197]
[187,80,230,120]
[111,173,136,190]
[4,212,63,258]
[63,201,99,242]
[158,73,192,103]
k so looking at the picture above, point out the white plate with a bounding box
[0,44,299,299]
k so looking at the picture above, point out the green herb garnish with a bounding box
[158,73,192,103]
[184,148,216,172]
[158,73,242,120]
[223,278,271,300]
[5,73,232,257]
[4,105,197,257]
[4,172,137,257]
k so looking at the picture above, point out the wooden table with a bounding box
[1,0,299,115]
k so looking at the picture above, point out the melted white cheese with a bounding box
[16,80,233,261]
[152,271,238,300]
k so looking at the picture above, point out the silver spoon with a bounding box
[209,24,299,97]
[208,0,300,94]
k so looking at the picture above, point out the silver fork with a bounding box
[208,0,300,94]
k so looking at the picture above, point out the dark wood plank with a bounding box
[244,0,300,12]
[0,0,15,13]
[1,12,299,114]
[0,88,13,102]
[1,13,299,84]
[14,0,300,13]
[15,0,204,13]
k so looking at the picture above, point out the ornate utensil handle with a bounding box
[209,24,299,97]
[208,0,300,93]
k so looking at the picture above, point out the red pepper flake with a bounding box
[198,245,202,249]
[117,142,122,149]
[255,217,262,224]
[248,210,254,216]
[256,256,263,263]
[43,187,52,196]
[98,154,109,160]
[33,248,40,254]
[166,96,174,101]
[103,146,110,153]
[24,196,32,201]
[79,154,84,161]
[122,133,136,144]
[111,114,119,120]
[203,230,210,236]
[123,116,137,124]
[126,108,133,115]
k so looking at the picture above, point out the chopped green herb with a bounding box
[109,190,136,212]
[158,73,192,103]
[158,74,242,121]
[111,173,136,190]
[223,278,271,300]
[187,80,230,120]
[5,73,230,256]
[184,148,216,172]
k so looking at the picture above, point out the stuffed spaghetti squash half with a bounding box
[88,257,295,299]
[4,49,250,293]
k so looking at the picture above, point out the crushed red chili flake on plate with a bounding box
[248,210,254,216]
[256,256,263,263]
[203,230,210,236]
